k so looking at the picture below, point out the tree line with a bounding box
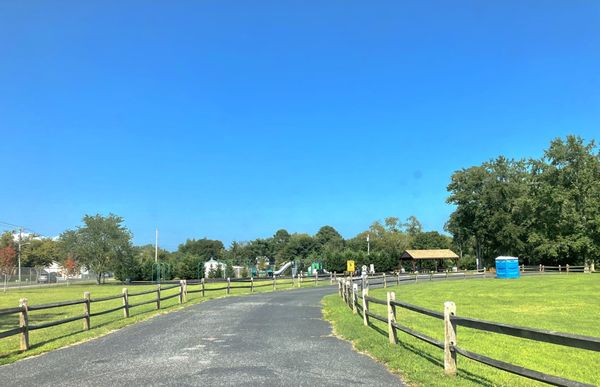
[446,135,600,268]
[1,135,596,283]
[0,215,452,284]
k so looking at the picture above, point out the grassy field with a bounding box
[322,275,600,386]
[0,276,332,365]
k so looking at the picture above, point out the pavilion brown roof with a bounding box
[400,249,459,260]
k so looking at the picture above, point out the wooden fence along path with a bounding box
[0,272,332,353]
[337,276,600,387]
[520,264,592,273]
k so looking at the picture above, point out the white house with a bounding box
[204,258,226,278]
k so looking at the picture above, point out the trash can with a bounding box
[495,256,520,279]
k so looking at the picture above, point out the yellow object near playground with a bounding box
[346,260,355,272]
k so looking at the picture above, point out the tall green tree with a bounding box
[527,136,600,265]
[446,135,599,267]
[177,238,224,260]
[315,225,344,254]
[22,238,59,268]
[60,214,133,284]
[412,231,452,250]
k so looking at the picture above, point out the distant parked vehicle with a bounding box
[37,272,58,284]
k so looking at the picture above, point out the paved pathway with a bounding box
[0,286,403,386]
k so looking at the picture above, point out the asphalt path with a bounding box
[0,286,403,386]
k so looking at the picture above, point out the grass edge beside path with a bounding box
[321,295,412,386]
[0,279,333,366]
[321,275,600,387]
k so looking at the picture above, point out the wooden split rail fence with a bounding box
[337,277,600,387]
[341,269,488,291]
[0,272,335,353]
[520,264,594,274]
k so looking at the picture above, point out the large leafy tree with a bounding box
[446,135,599,267]
[0,231,14,249]
[412,231,452,250]
[60,214,133,284]
[177,238,224,260]
[446,157,530,267]
[315,226,344,253]
[527,136,600,265]
[280,234,317,270]
[272,229,291,265]
[22,238,60,268]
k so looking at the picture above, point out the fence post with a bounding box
[444,301,457,376]
[330,272,333,285]
[387,291,397,344]
[122,288,129,318]
[566,264,570,274]
[83,291,91,330]
[559,264,562,273]
[362,288,369,326]
[179,280,184,303]
[338,280,342,297]
[19,298,29,351]
[156,284,161,309]
[397,272,400,286]
[352,284,358,314]
[383,273,387,288]
[201,278,205,297]
[227,278,231,295]
[251,277,254,293]
[315,271,318,287]
[346,280,351,307]
[539,264,542,272]
[542,265,545,272]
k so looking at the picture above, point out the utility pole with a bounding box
[155,228,159,264]
[367,234,370,256]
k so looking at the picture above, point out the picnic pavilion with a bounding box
[400,249,459,272]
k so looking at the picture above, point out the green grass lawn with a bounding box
[322,275,600,386]
[0,276,332,365]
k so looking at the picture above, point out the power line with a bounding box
[0,220,44,236]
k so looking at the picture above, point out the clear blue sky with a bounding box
[1,1,598,250]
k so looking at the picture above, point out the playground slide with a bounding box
[274,261,293,276]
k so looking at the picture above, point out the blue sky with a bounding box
[0,1,598,250]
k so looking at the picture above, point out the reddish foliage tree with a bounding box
[63,256,78,277]
[0,245,16,275]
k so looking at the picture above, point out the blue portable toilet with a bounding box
[495,256,520,279]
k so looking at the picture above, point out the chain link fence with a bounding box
[1,267,99,291]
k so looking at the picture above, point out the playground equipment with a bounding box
[274,261,293,276]
[152,261,171,283]
[307,262,322,276]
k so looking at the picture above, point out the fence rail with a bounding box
[337,275,600,387]
[0,273,336,354]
